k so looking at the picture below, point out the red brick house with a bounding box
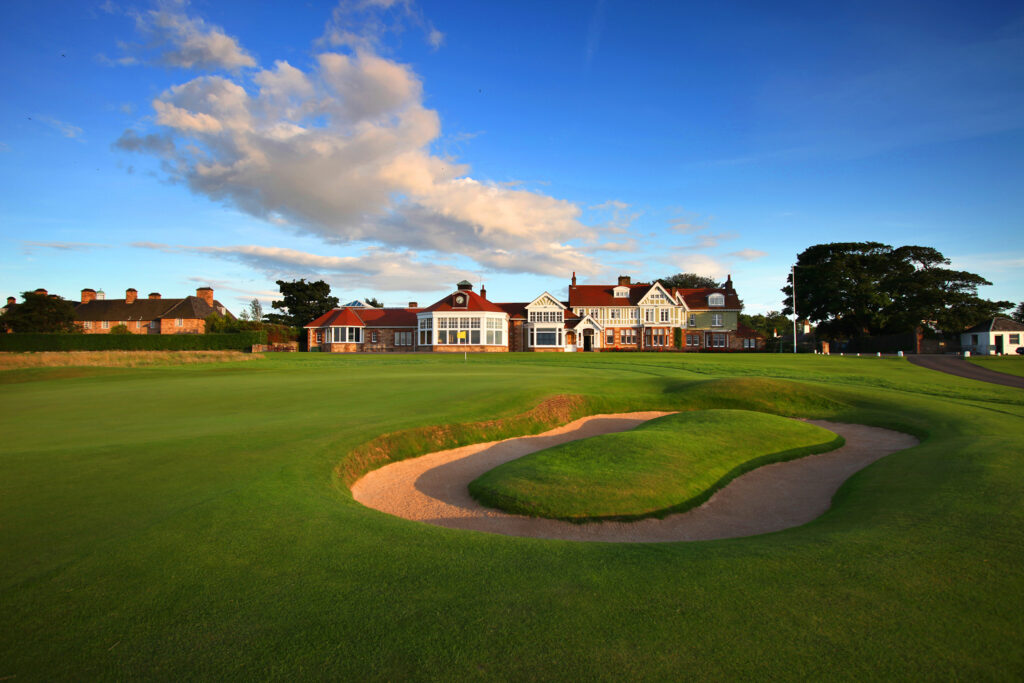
[74,287,232,334]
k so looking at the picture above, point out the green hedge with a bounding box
[0,331,267,352]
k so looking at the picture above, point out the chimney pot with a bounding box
[126,288,137,304]
[617,275,631,286]
[571,271,577,287]
[408,301,418,308]
[480,285,487,299]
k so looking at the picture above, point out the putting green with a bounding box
[468,409,843,520]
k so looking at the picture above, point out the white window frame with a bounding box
[176,318,183,327]
[709,293,725,307]
[712,313,723,327]
[660,308,670,323]
[102,320,110,329]
[84,321,93,330]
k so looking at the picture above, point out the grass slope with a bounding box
[470,410,842,520]
[969,355,1024,378]
[2,353,1023,680]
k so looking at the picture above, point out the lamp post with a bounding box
[792,264,798,354]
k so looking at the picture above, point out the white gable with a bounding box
[638,282,674,305]
[526,292,566,309]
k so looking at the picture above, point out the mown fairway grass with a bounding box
[470,410,843,520]
[969,355,1024,378]
[2,353,1023,679]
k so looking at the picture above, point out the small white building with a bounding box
[961,318,1024,355]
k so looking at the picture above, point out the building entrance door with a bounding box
[995,335,1004,354]
[583,331,593,352]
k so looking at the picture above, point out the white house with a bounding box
[961,318,1024,355]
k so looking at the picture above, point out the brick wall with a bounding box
[79,319,161,334]
[159,318,205,335]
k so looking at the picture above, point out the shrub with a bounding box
[109,324,132,335]
[0,331,267,352]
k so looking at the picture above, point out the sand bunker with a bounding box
[351,412,918,542]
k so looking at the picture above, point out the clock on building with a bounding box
[455,294,465,305]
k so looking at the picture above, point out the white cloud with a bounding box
[675,233,738,250]
[134,242,475,292]
[727,248,768,261]
[669,254,728,278]
[117,11,602,278]
[22,241,109,253]
[127,3,256,71]
[38,116,83,139]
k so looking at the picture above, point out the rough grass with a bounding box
[0,349,257,369]
[2,352,1023,680]
[469,410,843,521]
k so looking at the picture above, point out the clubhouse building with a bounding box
[305,274,763,353]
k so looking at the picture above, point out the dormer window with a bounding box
[709,293,725,307]
[613,286,629,298]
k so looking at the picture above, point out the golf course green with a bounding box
[2,352,1022,679]
[469,410,843,520]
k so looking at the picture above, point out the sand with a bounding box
[350,412,919,543]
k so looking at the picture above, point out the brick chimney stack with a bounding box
[125,288,137,304]
[618,275,631,286]
[724,274,733,290]
[34,288,47,296]
[480,284,487,299]
[571,271,577,287]
[408,301,418,308]
[196,287,214,307]
[148,292,161,300]
[6,296,15,306]
[81,288,96,304]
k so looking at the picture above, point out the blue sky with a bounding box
[1,0,1021,314]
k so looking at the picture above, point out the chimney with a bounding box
[617,275,631,286]
[480,284,487,300]
[456,280,473,291]
[408,301,418,308]
[571,271,577,287]
[148,292,161,300]
[6,296,15,306]
[81,288,96,304]
[125,288,137,304]
[725,273,733,289]
[34,288,47,296]
[196,287,214,306]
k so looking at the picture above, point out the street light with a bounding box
[791,264,798,354]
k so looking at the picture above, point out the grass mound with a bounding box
[469,409,843,521]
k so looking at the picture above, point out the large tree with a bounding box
[266,279,339,327]
[657,273,721,289]
[740,311,790,338]
[1011,302,1024,324]
[782,242,1011,338]
[2,291,78,333]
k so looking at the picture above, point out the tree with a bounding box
[2,291,77,333]
[657,273,721,289]
[266,279,339,327]
[364,297,384,308]
[740,311,790,338]
[247,298,264,322]
[1011,302,1024,324]
[783,242,1012,338]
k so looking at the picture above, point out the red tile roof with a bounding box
[495,302,528,319]
[568,283,653,307]
[355,307,419,327]
[423,289,505,313]
[673,288,743,310]
[306,306,419,328]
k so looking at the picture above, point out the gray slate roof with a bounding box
[963,317,1024,334]
[74,296,230,322]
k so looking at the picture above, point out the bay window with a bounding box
[330,326,362,343]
